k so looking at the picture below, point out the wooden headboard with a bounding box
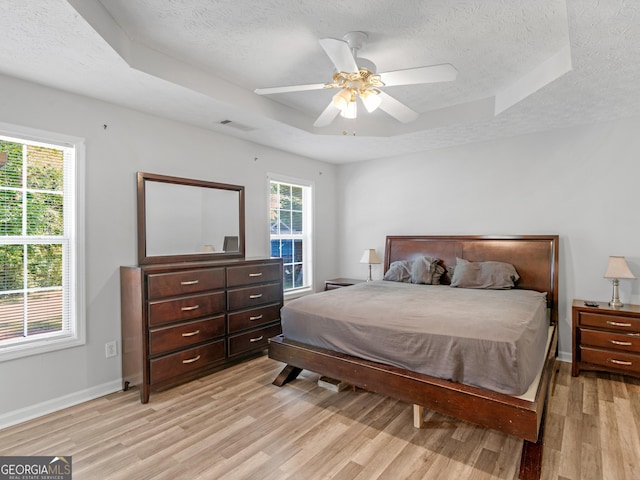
[384,235,559,324]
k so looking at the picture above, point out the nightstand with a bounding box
[572,299,640,378]
[324,278,366,291]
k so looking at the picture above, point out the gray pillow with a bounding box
[410,256,445,285]
[383,260,412,282]
[450,258,520,289]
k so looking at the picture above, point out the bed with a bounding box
[268,235,559,480]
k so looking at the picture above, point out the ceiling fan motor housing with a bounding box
[342,31,368,51]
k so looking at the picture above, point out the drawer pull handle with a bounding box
[607,320,632,327]
[180,280,199,286]
[182,330,200,337]
[607,358,632,366]
[249,336,264,343]
[610,339,633,346]
[181,305,200,311]
[249,315,263,321]
[249,272,263,277]
[249,294,263,299]
[182,355,201,364]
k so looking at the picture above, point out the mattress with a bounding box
[281,280,549,395]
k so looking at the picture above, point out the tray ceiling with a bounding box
[0,1,639,163]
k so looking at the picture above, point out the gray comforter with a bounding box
[281,281,549,395]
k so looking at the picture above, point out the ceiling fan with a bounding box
[254,31,457,128]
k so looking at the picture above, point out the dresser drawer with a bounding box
[227,283,282,311]
[149,315,225,356]
[148,291,225,327]
[228,304,282,334]
[228,323,282,357]
[147,268,225,300]
[580,328,640,354]
[227,263,282,287]
[150,340,225,384]
[580,346,640,375]
[579,312,640,333]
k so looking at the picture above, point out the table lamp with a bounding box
[604,256,636,308]
[360,249,381,282]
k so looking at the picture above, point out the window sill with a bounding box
[0,335,85,363]
[284,286,314,303]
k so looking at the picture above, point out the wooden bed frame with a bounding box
[268,235,559,480]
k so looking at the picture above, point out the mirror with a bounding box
[137,172,245,264]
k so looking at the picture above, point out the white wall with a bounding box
[337,118,640,361]
[0,73,338,427]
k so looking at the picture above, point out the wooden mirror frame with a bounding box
[137,172,245,264]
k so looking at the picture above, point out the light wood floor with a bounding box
[1,357,639,479]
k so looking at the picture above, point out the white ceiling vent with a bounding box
[219,120,256,132]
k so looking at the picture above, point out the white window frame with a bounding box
[268,174,314,299]
[0,122,85,362]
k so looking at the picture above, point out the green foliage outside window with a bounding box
[0,140,64,339]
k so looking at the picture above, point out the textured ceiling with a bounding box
[0,0,639,163]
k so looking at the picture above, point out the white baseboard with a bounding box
[0,380,122,430]
[557,350,571,363]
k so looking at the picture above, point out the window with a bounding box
[0,124,84,361]
[269,177,313,294]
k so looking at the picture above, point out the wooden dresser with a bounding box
[120,257,283,403]
[572,299,640,378]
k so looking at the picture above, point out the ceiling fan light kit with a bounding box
[254,31,458,128]
[360,88,382,112]
[331,88,353,111]
[341,97,358,119]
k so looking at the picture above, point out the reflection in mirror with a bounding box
[138,172,245,264]
[146,182,240,256]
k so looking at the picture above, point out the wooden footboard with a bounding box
[269,325,556,441]
[268,325,558,480]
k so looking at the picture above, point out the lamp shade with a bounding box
[360,249,381,265]
[604,256,636,279]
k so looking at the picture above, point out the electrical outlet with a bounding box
[105,341,117,358]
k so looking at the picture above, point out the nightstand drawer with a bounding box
[149,315,225,356]
[579,312,640,332]
[580,328,640,354]
[580,346,640,375]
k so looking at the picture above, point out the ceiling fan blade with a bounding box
[378,91,419,123]
[319,38,358,73]
[254,83,327,95]
[313,103,340,127]
[379,64,458,87]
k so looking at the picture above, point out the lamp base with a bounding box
[609,279,623,308]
